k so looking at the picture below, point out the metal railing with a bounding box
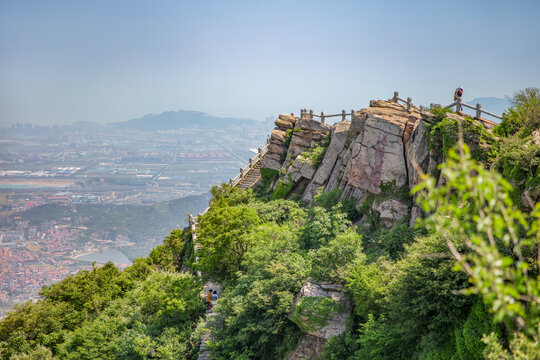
[391,91,504,120]
[229,143,269,188]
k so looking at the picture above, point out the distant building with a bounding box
[1,231,24,243]
[47,195,70,203]
[70,194,98,204]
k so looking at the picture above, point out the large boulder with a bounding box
[275,114,296,130]
[372,199,409,228]
[296,118,332,133]
[270,129,287,142]
[286,335,326,360]
[285,155,316,183]
[287,279,351,359]
[283,119,331,166]
[289,279,351,339]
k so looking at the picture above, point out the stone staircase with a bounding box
[229,144,268,190]
[197,283,222,360]
[197,312,216,360]
[236,161,262,190]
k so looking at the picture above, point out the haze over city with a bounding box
[1,0,539,126]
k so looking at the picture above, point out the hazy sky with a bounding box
[1,0,539,125]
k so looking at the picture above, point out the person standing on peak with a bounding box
[454,87,464,112]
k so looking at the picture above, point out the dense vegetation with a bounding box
[1,89,538,359]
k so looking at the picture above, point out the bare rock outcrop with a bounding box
[260,100,488,229]
[285,156,316,183]
[405,119,432,200]
[275,114,296,131]
[410,206,422,227]
[284,119,331,166]
[372,199,409,228]
[337,104,418,199]
[302,121,351,202]
[287,279,352,360]
[261,115,296,170]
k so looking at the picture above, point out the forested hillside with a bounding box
[1,89,538,359]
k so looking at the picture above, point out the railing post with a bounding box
[475,103,482,119]
[229,179,233,185]
[341,110,346,121]
[320,112,325,124]
[258,148,261,153]
[309,109,314,120]
[420,105,424,111]
[393,91,399,103]
[350,109,354,120]
[407,97,412,111]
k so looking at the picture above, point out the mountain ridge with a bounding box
[109,109,264,132]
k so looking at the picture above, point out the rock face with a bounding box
[340,112,408,197]
[410,206,422,227]
[261,115,297,171]
[405,119,432,200]
[285,156,316,184]
[372,199,409,228]
[287,279,352,360]
[260,100,491,229]
[285,335,326,360]
[284,119,331,165]
[302,121,350,202]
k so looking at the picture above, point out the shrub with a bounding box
[271,176,295,200]
[290,297,345,333]
[300,133,331,169]
[260,167,279,189]
[495,87,540,138]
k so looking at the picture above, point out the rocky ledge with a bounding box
[260,100,497,228]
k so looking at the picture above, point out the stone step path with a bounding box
[197,319,214,360]
[236,161,262,189]
[197,283,221,360]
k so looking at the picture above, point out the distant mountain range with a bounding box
[109,110,265,132]
[466,97,511,116]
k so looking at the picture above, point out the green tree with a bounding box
[197,205,261,281]
[414,143,540,356]
[209,245,308,359]
[496,87,540,137]
[309,229,363,283]
[299,205,350,250]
